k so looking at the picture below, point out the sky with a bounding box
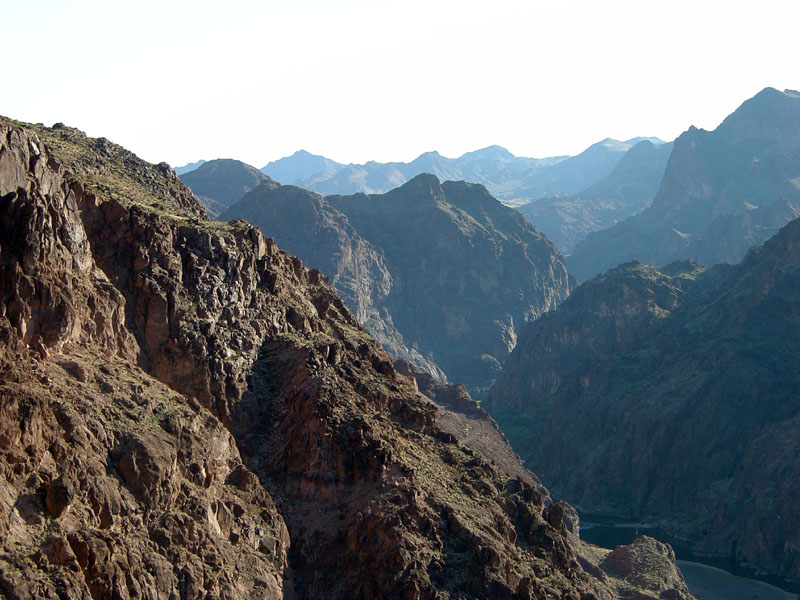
[3,0,800,168]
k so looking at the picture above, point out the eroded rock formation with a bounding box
[0,117,692,599]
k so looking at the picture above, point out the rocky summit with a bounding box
[569,88,800,281]
[487,218,800,587]
[179,158,276,218]
[223,174,572,394]
[0,118,694,599]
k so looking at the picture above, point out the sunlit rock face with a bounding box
[2,116,683,599]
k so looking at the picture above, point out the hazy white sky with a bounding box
[4,0,799,167]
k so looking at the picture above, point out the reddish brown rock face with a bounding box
[0,117,693,600]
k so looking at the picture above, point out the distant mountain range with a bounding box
[262,149,344,185]
[173,159,205,175]
[179,137,670,252]
[569,88,800,281]
[257,139,665,202]
[517,139,674,252]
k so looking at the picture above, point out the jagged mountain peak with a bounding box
[715,86,800,140]
[179,157,275,217]
[383,172,446,202]
[458,144,516,161]
[569,87,800,281]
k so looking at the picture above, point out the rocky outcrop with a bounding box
[487,220,800,586]
[224,174,572,394]
[597,537,693,600]
[0,117,690,599]
[0,121,288,598]
[569,88,800,281]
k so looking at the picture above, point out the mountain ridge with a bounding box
[179,158,276,217]
[223,173,573,394]
[517,139,674,252]
[569,87,800,281]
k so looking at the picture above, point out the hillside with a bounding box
[487,218,800,586]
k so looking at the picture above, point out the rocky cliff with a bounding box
[217,183,446,381]
[223,175,572,394]
[569,88,800,281]
[487,222,800,586]
[0,117,692,599]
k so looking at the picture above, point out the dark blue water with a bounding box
[678,561,798,600]
[580,520,798,600]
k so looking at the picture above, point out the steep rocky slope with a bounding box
[0,121,289,598]
[569,88,800,281]
[179,158,276,217]
[224,175,572,393]
[487,222,800,586]
[218,183,445,380]
[0,118,693,599]
[517,140,673,253]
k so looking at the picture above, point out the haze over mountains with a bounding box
[180,136,671,254]
[569,88,800,281]
[251,138,664,202]
[517,139,674,252]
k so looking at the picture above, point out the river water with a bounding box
[580,521,799,600]
[677,560,798,600]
